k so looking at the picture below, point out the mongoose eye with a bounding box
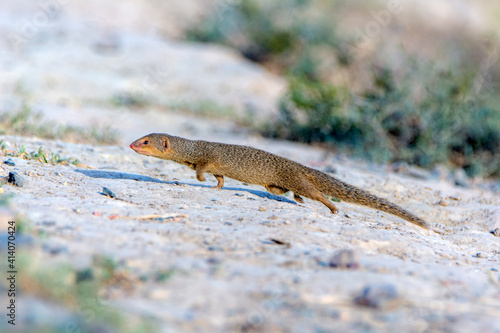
[144,140,149,145]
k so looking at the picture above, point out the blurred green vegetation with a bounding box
[188,0,500,178]
[0,249,157,332]
[0,142,81,166]
[0,103,119,145]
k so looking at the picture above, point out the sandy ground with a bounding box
[0,1,500,332]
[1,116,499,332]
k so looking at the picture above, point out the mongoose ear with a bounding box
[162,137,171,152]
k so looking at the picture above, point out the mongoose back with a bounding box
[130,133,432,231]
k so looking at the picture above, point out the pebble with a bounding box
[354,284,400,309]
[235,193,244,197]
[391,161,409,174]
[329,249,360,270]
[269,215,279,220]
[42,243,68,255]
[438,199,449,206]
[3,158,15,166]
[453,169,470,187]
[102,187,116,198]
[259,206,267,212]
[473,253,487,259]
[324,166,337,174]
[41,221,56,226]
[490,228,500,237]
[7,172,24,187]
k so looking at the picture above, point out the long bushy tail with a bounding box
[310,170,431,230]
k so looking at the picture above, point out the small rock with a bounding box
[431,164,449,180]
[101,187,116,198]
[438,199,449,206]
[324,166,337,174]
[42,243,68,255]
[235,193,244,197]
[3,158,15,166]
[329,249,360,270]
[354,284,400,309]
[490,228,500,237]
[453,169,469,187]
[7,172,24,187]
[207,257,221,265]
[391,161,409,174]
[41,221,56,226]
[93,34,122,55]
[269,238,291,248]
[268,215,279,220]
[259,206,267,212]
[93,212,102,217]
[224,222,232,226]
[473,253,487,259]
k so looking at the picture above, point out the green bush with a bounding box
[186,0,347,78]
[189,0,500,178]
[265,65,500,177]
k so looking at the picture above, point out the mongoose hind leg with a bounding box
[266,185,304,204]
[213,175,224,189]
[293,194,304,203]
[265,185,288,195]
[298,185,339,214]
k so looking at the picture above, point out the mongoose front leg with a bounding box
[213,175,224,189]
[196,163,208,182]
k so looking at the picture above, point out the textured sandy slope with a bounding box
[1,123,499,332]
[1,1,499,331]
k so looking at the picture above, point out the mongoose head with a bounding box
[130,133,171,157]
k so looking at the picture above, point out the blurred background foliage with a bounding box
[187,0,500,178]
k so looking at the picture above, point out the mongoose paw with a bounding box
[211,185,223,190]
[330,208,339,214]
[293,194,304,203]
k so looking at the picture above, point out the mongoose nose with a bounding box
[129,144,134,149]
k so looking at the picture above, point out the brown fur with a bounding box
[130,133,432,230]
